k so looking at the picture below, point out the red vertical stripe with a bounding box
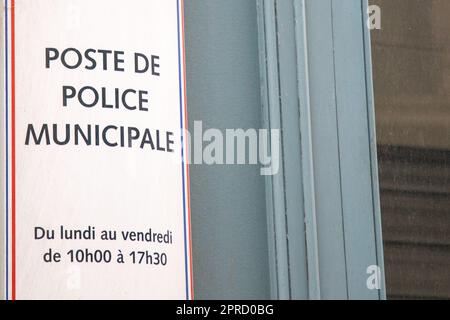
[11,0,16,301]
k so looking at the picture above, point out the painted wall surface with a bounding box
[185,0,271,299]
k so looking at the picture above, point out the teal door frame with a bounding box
[185,0,385,300]
[257,0,386,299]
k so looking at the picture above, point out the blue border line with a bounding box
[4,0,9,301]
[176,0,189,300]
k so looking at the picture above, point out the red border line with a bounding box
[10,0,16,301]
[180,0,194,300]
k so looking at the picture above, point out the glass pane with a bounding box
[371,0,450,299]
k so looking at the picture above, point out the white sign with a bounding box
[2,0,193,299]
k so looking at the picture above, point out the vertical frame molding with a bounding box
[257,0,386,300]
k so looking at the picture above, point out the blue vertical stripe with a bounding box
[176,0,190,300]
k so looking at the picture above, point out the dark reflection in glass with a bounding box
[371,0,450,299]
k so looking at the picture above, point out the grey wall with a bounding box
[185,0,271,299]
